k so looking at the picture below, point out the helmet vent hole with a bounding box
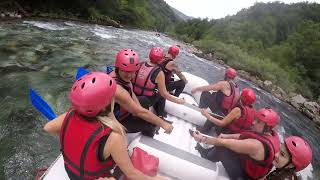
[92,77,96,83]
[87,110,93,113]
[292,141,297,147]
[125,53,128,55]
[73,86,77,90]
[124,49,127,51]
[109,80,113,86]
[133,53,136,56]
[81,82,85,89]
[130,49,133,51]
[122,63,127,66]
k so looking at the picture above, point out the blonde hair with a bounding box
[97,98,126,136]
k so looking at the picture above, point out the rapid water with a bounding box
[0,20,319,180]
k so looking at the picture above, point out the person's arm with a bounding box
[155,71,185,104]
[132,92,142,107]
[43,112,67,135]
[201,107,241,127]
[191,81,226,93]
[167,62,187,83]
[105,132,160,180]
[193,132,264,160]
[218,133,241,139]
[115,86,173,134]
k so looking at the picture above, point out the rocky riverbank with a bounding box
[187,46,320,127]
[0,3,122,28]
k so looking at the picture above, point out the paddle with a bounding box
[106,65,114,74]
[75,67,89,80]
[29,88,57,121]
[183,102,224,119]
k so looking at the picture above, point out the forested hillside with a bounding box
[168,2,320,99]
[6,0,182,31]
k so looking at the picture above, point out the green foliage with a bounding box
[16,0,182,30]
[169,2,320,98]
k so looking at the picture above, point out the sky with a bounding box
[164,0,320,19]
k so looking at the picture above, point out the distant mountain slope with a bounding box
[170,6,193,21]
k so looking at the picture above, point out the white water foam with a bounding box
[92,26,116,39]
[23,21,67,30]
[93,31,115,39]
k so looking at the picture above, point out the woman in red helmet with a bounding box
[192,107,281,180]
[266,136,313,180]
[191,67,240,116]
[43,72,163,180]
[133,47,185,117]
[154,45,187,118]
[109,49,173,137]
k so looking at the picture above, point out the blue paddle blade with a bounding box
[29,88,56,120]
[75,67,89,80]
[106,65,114,74]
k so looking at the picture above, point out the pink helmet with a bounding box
[168,46,180,58]
[285,136,312,171]
[115,49,140,72]
[241,88,256,106]
[149,47,164,64]
[255,108,280,128]
[69,72,116,117]
[225,68,237,79]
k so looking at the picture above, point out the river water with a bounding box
[0,20,319,180]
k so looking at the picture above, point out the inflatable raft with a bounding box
[39,72,229,180]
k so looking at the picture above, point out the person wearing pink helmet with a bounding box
[109,49,173,137]
[192,107,281,180]
[43,72,164,180]
[191,67,240,116]
[133,47,185,118]
[154,45,187,118]
[266,136,312,180]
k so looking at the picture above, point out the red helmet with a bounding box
[241,88,256,105]
[255,108,279,128]
[168,46,180,58]
[285,136,312,171]
[149,47,164,64]
[115,49,140,72]
[225,68,237,79]
[69,72,116,117]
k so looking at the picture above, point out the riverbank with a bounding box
[184,46,320,127]
[0,13,122,28]
[0,3,122,28]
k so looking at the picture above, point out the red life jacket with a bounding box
[239,130,280,179]
[159,57,173,83]
[133,62,160,97]
[114,75,133,120]
[60,109,115,180]
[221,81,240,114]
[226,104,255,133]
